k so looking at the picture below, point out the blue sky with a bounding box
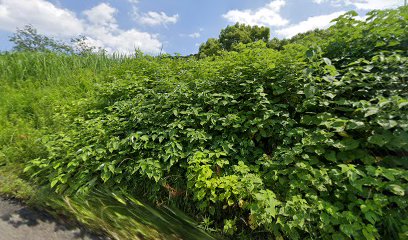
[0,0,403,55]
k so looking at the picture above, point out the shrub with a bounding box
[26,8,408,239]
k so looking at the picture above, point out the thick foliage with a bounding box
[219,23,270,51]
[27,8,408,239]
[0,51,124,201]
[198,38,223,58]
[198,23,270,57]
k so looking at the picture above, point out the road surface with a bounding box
[0,198,107,240]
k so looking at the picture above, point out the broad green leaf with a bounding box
[196,190,206,200]
[364,211,378,224]
[376,119,398,129]
[381,169,396,181]
[368,134,392,147]
[304,84,316,98]
[140,135,149,141]
[325,151,337,162]
[340,224,353,237]
[323,58,332,66]
[388,184,405,196]
[398,100,408,109]
[347,120,365,130]
[333,138,360,150]
[362,228,376,240]
[364,107,379,117]
[51,179,59,188]
[108,164,115,174]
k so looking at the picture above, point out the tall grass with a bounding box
[0,51,119,192]
[0,51,125,85]
[0,52,119,166]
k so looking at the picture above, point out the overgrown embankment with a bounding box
[1,7,407,240]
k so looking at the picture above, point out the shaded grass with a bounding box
[29,188,217,240]
[0,164,35,200]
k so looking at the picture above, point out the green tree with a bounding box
[198,38,222,58]
[70,35,104,55]
[9,25,73,53]
[267,37,288,50]
[9,25,100,55]
[219,23,270,51]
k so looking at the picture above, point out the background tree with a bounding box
[9,25,74,53]
[266,37,288,50]
[266,29,329,51]
[198,38,222,58]
[70,35,105,55]
[219,23,270,51]
[198,23,270,57]
[197,22,334,57]
[9,25,100,55]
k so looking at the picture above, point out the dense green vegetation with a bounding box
[0,52,114,196]
[0,51,213,239]
[199,23,270,57]
[1,7,407,240]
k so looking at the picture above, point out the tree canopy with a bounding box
[198,23,270,57]
[9,25,73,53]
[219,23,270,51]
[9,25,100,55]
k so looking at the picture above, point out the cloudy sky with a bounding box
[0,0,403,55]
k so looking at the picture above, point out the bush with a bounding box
[26,8,408,239]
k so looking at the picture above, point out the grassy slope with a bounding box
[0,52,214,239]
[0,52,111,198]
[1,8,407,239]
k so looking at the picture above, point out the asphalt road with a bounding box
[0,198,106,240]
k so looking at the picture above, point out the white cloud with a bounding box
[345,0,401,10]
[309,0,335,4]
[0,0,163,54]
[128,1,179,27]
[312,0,401,9]
[223,0,289,27]
[82,4,163,54]
[83,3,117,28]
[138,11,179,26]
[0,0,83,37]
[179,28,203,39]
[188,32,201,38]
[83,29,162,54]
[276,11,346,38]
